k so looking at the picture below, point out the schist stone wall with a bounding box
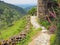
[37,0,48,19]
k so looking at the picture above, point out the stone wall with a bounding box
[0,16,31,45]
[37,0,49,19]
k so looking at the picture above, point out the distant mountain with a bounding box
[0,1,27,14]
[16,4,37,11]
[0,1,26,29]
[25,6,37,12]
[16,4,37,8]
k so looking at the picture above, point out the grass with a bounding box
[0,16,27,40]
[17,26,42,45]
[50,34,56,45]
[38,19,57,45]
[38,19,50,29]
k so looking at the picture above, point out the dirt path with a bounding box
[28,16,50,45]
[30,16,40,29]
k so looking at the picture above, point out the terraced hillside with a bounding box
[0,16,28,40]
[0,1,26,29]
[0,1,28,44]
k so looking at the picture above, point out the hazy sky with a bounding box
[1,0,37,5]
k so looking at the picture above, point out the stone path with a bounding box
[29,16,50,45]
[30,16,40,29]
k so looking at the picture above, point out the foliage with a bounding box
[48,0,60,45]
[28,7,37,16]
[0,1,26,29]
[17,26,42,45]
[53,2,60,45]
[50,34,56,45]
[0,1,26,14]
[38,1,59,45]
[0,16,27,40]
[39,20,50,29]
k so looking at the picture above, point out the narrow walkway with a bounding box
[28,16,50,45]
[30,16,40,29]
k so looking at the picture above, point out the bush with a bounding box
[39,20,50,29]
[17,26,42,45]
[50,34,56,45]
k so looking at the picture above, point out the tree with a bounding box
[28,7,37,16]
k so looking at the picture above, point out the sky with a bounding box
[1,0,37,5]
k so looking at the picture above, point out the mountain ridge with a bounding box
[0,1,27,29]
[0,1,27,14]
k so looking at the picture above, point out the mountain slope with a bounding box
[0,1,26,14]
[0,1,26,29]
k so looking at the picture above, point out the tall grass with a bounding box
[50,34,56,45]
[39,20,50,29]
[0,16,27,40]
[17,26,42,45]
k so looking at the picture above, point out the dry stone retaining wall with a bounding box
[0,16,30,45]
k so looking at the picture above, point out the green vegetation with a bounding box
[50,34,56,45]
[0,0,60,45]
[38,0,60,45]
[53,0,60,45]
[0,1,26,14]
[0,16,27,40]
[0,1,26,29]
[39,20,50,29]
[17,26,42,45]
[0,17,27,39]
[28,7,37,16]
[55,15,60,45]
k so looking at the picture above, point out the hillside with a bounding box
[0,1,26,14]
[16,4,37,12]
[0,0,60,45]
[0,1,26,29]
[25,6,37,12]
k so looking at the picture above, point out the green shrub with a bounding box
[17,26,42,45]
[50,34,56,45]
[0,16,27,40]
[39,20,50,29]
